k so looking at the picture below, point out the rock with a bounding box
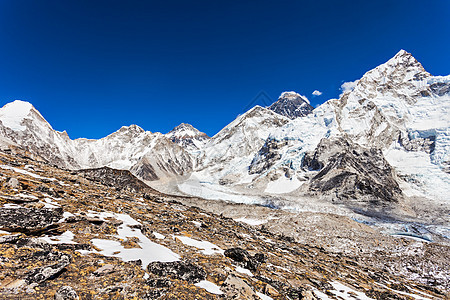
[264,283,280,297]
[54,286,79,300]
[0,207,63,233]
[0,234,22,243]
[1,278,26,289]
[221,274,258,299]
[224,247,250,263]
[302,290,318,300]
[93,264,116,276]
[35,185,60,197]
[224,248,266,271]
[1,194,38,203]
[146,278,171,288]
[268,91,314,119]
[5,177,20,189]
[84,217,104,225]
[147,260,206,284]
[302,137,403,204]
[25,253,71,284]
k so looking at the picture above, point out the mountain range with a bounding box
[0,50,449,221]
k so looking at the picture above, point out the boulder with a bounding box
[0,207,63,233]
[25,252,71,284]
[5,177,20,189]
[221,274,258,299]
[54,286,79,300]
[224,248,266,271]
[147,260,206,284]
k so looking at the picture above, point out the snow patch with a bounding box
[174,235,223,255]
[235,266,253,277]
[194,280,224,295]
[256,292,274,300]
[265,176,302,194]
[84,211,180,268]
[152,232,165,239]
[234,217,267,226]
[41,231,76,244]
[329,281,373,300]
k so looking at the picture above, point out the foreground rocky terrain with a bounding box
[0,148,448,299]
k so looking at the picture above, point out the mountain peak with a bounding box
[166,122,209,151]
[0,100,46,131]
[353,50,430,93]
[167,123,206,137]
[394,49,409,58]
[387,49,423,68]
[268,91,314,119]
[169,123,198,134]
[115,124,146,135]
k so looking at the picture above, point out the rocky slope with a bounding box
[0,149,448,299]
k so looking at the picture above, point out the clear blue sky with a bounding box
[0,0,449,138]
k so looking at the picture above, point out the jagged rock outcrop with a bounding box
[248,138,290,175]
[75,167,160,194]
[302,137,403,204]
[224,247,265,271]
[268,91,314,119]
[24,251,71,284]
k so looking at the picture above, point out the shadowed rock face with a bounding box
[0,207,63,233]
[224,247,266,271]
[302,137,403,204]
[268,92,314,119]
[75,167,160,194]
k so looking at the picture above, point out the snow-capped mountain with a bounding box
[165,123,209,153]
[268,91,314,119]
[245,50,450,204]
[193,106,290,186]
[0,50,448,214]
[0,101,194,180]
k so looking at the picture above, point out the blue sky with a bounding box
[0,0,449,138]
